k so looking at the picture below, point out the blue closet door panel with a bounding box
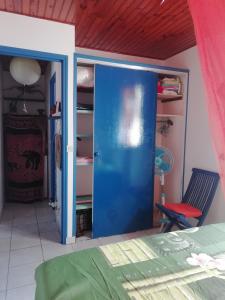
[93,65,157,238]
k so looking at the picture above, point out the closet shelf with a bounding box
[76,195,92,210]
[157,93,182,102]
[77,162,93,166]
[77,157,93,166]
[77,109,93,114]
[77,86,94,94]
[77,134,93,139]
[76,203,92,211]
[157,113,183,118]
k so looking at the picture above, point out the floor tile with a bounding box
[0,238,11,253]
[0,275,7,292]
[12,223,38,239]
[13,207,35,218]
[42,243,73,260]
[9,246,43,267]
[73,239,99,252]
[0,291,6,300]
[0,211,13,223]
[35,207,53,216]
[34,200,49,209]
[11,235,40,250]
[7,261,41,290]
[0,224,12,239]
[6,284,35,300]
[13,216,37,226]
[37,220,58,233]
[36,212,55,224]
[0,252,9,270]
[0,256,8,292]
[40,230,60,245]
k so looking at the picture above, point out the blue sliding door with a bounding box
[93,65,157,238]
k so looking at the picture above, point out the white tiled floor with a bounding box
[0,201,159,300]
[0,201,64,300]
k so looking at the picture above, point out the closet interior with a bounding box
[76,62,187,238]
[76,63,94,238]
[154,73,186,227]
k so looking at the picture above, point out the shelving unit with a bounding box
[77,109,93,114]
[77,195,92,205]
[76,64,94,237]
[77,86,94,94]
[157,93,182,102]
[77,161,93,166]
[157,113,183,118]
[154,73,186,228]
[77,133,92,139]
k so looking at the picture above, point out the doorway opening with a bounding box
[0,53,65,244]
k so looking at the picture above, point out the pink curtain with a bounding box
[188,0,225,194]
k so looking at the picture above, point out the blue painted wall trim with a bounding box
[72,55,77,237]
[49,73,56,202]
[182,72,190,197]
[61,56,69,244]
[0,45,68,244]
[75,53,189,74]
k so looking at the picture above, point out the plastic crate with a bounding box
[76,208,92,236]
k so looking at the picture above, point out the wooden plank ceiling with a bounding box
[0,0,196,59]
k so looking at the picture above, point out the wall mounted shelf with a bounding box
[157,93,183,102]
[77,86,94,94]
[77,161,93,166]
[77,109,93,114]
[77,134,93,139]
[157,113,183,118]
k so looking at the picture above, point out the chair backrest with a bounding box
[182,168,219,224]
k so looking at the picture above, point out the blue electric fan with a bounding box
[155,147,174,205]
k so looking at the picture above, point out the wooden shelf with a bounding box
[77,161,93,166]
[77,109,93,114]
[157,93,182,102]
[76,203,92,211]
[76,195,92,211]
[77,134,92,139]
[157,113,183,118]
[77,86,94,94]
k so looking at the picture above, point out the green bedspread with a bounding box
[35,223,225,299]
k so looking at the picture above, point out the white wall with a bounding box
[76,47,164,66]
[165,46,225,224]
[0,11,75,242]
[0,62,3,217]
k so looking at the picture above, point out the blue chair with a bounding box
[156,168,220,233]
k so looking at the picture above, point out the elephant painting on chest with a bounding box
[21,150,41,170]
[7,162,21,172]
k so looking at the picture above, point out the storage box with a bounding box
[76,208,92,236]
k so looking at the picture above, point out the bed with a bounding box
[35,223,225,299]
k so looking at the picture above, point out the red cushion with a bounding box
[164,203,202,218]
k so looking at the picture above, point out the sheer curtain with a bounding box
[188,0,225,194]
